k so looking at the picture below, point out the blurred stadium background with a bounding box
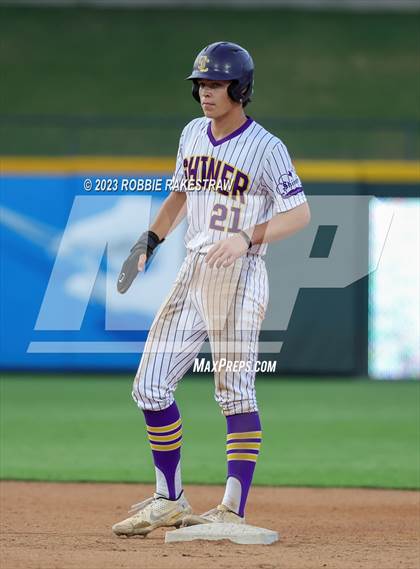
[0,1,419,489]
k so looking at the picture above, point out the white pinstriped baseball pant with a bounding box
[132,250,269,415]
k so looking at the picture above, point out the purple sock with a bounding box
[143,402,183,500]
[223,412,262,517]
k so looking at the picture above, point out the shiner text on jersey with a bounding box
[183,155,249,203]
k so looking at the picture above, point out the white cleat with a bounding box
[112,492,192,537]
[182,504,245,526]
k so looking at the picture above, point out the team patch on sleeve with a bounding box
[262,142,307,212]
[277,170,304,198]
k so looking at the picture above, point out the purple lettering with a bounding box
[187,156,200,182]
[207,157,222,188]
[231,171,249,204]
[200,156,209,188]
[219,164,235,196]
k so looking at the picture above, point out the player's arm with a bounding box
[150,191,187,243]
[117,192,187,293]
[138,192,187,271]
[247,201,311,246]
[205,203,310,269]
[117,122,189,292]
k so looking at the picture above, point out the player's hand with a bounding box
[137,254,147,272]
[205,234,249,268]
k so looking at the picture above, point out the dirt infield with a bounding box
[1,482,419,569]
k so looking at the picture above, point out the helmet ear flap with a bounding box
[192,80,200,103]
[227,80,241,103]
[228,80,252,105]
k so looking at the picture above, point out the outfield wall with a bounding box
[1,158,418,375]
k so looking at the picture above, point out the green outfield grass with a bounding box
[1,8,419,157]
[1,375,419,489]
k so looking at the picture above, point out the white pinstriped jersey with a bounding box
[170,116,307,255]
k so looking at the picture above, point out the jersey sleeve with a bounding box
[169,128,186,193]
[261,142,306,213]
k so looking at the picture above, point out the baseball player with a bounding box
[112,41,310,537]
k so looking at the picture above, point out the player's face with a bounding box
[198,80,238,119]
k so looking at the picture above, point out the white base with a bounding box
[165,523,279,545]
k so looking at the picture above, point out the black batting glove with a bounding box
[117,230,164,294]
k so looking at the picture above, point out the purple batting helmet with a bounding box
[187,41,254,106]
